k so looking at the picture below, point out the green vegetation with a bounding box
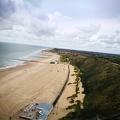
[60,100,83,120]
[68,82,72,85]
[59,53,120,119]
[102,56,120,65]
[60,60,82,120]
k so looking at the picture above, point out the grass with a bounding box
[59,52,120,120]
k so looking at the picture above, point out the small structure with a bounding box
[50,60,59,64]
[36,102,53,120]
[19,102,53,120]
[19,102,37,120]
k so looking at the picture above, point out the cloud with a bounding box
[0,0,16,19]
[0,0,16,30]
[97,32,120,45]
[0,19,13,30]
[40,0,120,20]
[75,24,100,41]
[0,1,57,37]
[0,0,120,54]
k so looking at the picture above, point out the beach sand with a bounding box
[48,65,85,120]
[0,52,69,120]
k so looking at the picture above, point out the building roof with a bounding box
[36,102,53,120]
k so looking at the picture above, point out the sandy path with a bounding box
[48,65,85,120]
[0,52,68,120]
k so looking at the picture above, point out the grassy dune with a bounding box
[59,52,120,119]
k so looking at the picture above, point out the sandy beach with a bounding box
[0,52,69,120]
[48,65,85,120]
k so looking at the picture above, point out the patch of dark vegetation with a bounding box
[66,96,71,99]
[73,82,77,84]
[68,82,72,85]
[67,94,78,100]
[69,98,74,103]
[60,101,83,120]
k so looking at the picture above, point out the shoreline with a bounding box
[0,50,48,81]
[0,51,69,120]
[0,49,48,71]
[0,51,54,85]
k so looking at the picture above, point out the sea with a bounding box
[0,42,49,69]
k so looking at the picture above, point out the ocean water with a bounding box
[0,42,48,69]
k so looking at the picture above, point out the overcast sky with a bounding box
[0,0,120,54]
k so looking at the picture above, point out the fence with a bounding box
[52,65,70,106]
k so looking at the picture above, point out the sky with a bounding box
[0,0,120,54]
